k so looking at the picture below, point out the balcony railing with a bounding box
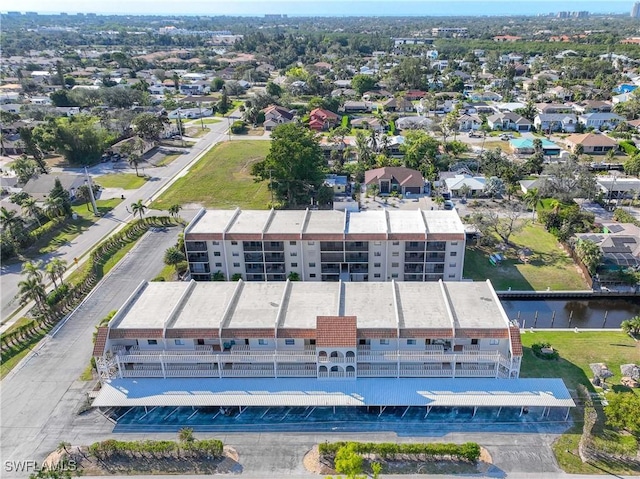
[426,242,446,251]
[242,242,263,252]
[318,371,356,379]
[345,242,368,252]
[345,253,368,263]
[264,253,285,262]
[263,242,284,251]
[244,253,264,262]
[320,242,343,251]
[188,253,209,262]
[405,242,425,252]
[321,265,340,274]
[405,253,425,262]
[185,241,207,252]
[190,263,210,274]
[426,253,446,263]
[321,253,344,262]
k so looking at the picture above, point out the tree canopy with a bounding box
[251,123,326,207]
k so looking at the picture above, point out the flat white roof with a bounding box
[347,210,387,235]
[227,282,284,329]
[186,209,465,237]
[265,210,307,235]
[93,377,575,408]
[343,282,396,328]
[113,282,188,329]
[397,282,451,329]
[188,209,237,235]
[281,282,340,329]
[445,282,508,329]
[111,280,509,333]
[172,282,239,329]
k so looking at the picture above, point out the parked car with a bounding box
[500,134,511,141]
[444,200,455,210]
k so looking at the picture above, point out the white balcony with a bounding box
[221,368,274,377]
[277,368,317,377]
[318,371,356,379]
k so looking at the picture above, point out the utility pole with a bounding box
[198,101,204,130]
[269,169,274,205]
[176,108,185,147]
[84,166,99,216]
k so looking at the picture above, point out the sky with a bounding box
[6,0,633,16]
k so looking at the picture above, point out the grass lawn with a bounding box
[95,173,147,190]
[520,330,638,392]
[464,223,587,291]
[482,140,510,152]
[24,199,122,256]
[151,140,271,210]
[520,331,640,475]
[157,153,182,167]
[185,127,209,138]
[190,118,221,125]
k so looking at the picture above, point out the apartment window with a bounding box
[448,274,455,278]
[450,251,457,257]
[233,262,240,267]
[449,263,456,268]
[214,252,221,257]
[258,339,268,345]
[471,339,479,345]
[374,263,381,268]
[147,340,157,345]
[407,339,416,345]
[212,241,220,245]
[285,339,295,346]
[289,241,297,246]
[310,273,316,278]
[215,262,222,267]
[392,252,399,257]
[290,252,297,257]
[373,241,381,246]
[391,273,399,278]
[310,339,316,345]
[232,252,239,257]
[231,241,238,245]
[490,339,499,345]
[392,241,400,246]
[451,242,458,246]
[291,263,298,268]
[309,262,316,268]
[175,339,184,346]
[374,273,381,278]
[380,339,389,345]
[308,241,315,245]
[392,262,399,268]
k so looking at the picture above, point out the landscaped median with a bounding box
[39,432,239,476]
[305,441,486,476]
[0,216,182,379]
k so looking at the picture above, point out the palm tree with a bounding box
[130,199,147,220]
[178,427,195,443]
[522,187,542,220]
[369,183,379,200]
[163,246,186,273]
[21,196,42,226]
[0,206,25,251]
[459,184,472,201]
[47,258,68,287]
[57,441,71,455]
[44,195,65,219]
[574,239,602,275]
[621,315,640,337]
[75,184,92,211]
[168,204,182,219]
[21,260,44,282]
[17,277,48,318]
[128,152,143,177]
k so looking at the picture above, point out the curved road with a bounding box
[0,116,236,327]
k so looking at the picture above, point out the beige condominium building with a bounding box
[183,208,466,283]
[93,279,523,382]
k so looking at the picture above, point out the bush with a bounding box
[46,283,70,306]
[531,342,559,360]
[230,120,247,134]
[319,441,481,463]
[619,140,638,156]
[29,217,66,241]
[613,208,640,227]
[151,276,166,282]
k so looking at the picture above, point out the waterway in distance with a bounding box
[501,297,640,329]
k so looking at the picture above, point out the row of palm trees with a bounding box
[129,200,181,220]
[17,258,68,321]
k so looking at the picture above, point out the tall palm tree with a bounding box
[21,196,42,227]
[17,277,48,318]
[164,246,186,273]
[46,258,68,288]
[131,199,147,220]
[0,206,25,251]
[523,187,542,220]
[168,204,182,219]
[21,260,44,282]
[44,195,65,219]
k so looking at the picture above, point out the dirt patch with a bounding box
[304,445,494,476]
[49,445,241,476]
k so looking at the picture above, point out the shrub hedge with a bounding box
[319,441,481,462]
[88,438,223,459]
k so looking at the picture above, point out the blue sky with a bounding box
[8,0,632,16]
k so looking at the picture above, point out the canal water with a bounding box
[500,297,640,329]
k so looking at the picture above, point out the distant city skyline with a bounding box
[3,0,633,16]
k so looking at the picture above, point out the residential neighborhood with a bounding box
[1,7,640,479]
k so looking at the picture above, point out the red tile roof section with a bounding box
[316,316,357,347]
[509,326,523,356]
[92,327,108,357]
